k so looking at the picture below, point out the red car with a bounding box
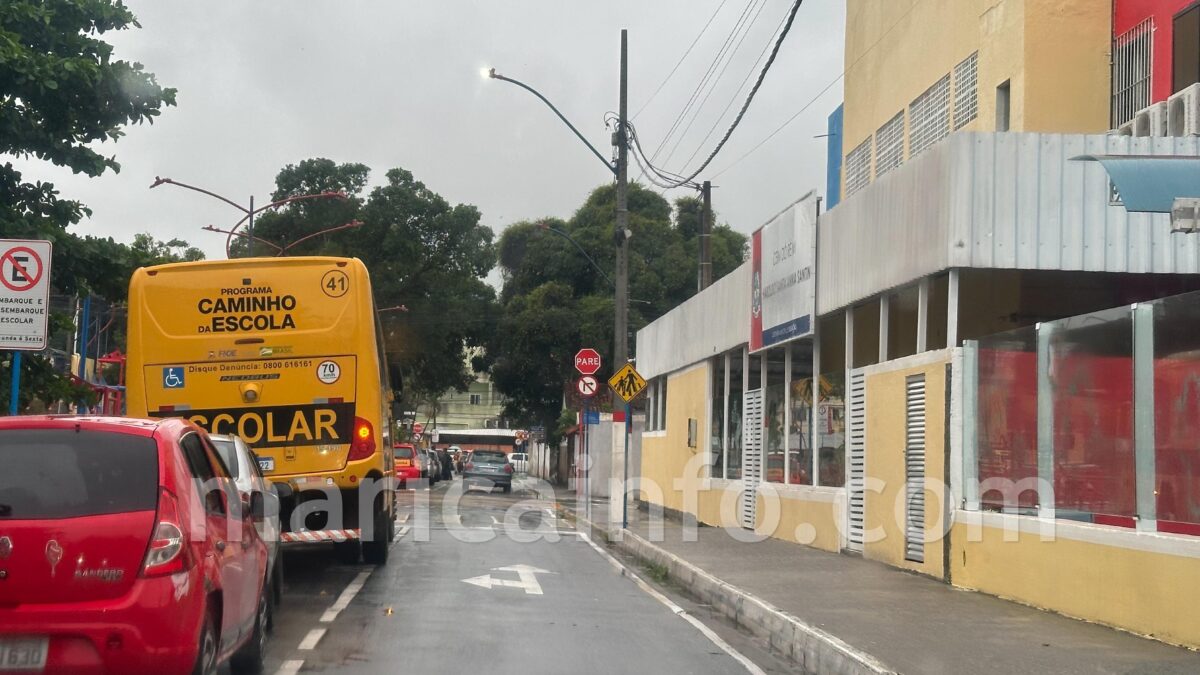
[0,416,270,674]
[394,443,421,487]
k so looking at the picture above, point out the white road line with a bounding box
[491,515,501,525]
[298,628,326,651]
[393,525,411,542]
[274,659,305,675]
[398,513,410,523]
[320,570,372,623]
[544,508,556,519]
[579,532,767,675]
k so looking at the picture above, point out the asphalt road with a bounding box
[260,476,795,675]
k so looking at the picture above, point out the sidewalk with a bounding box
[568,504,1200,675]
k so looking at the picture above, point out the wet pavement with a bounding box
[261,476,794,674]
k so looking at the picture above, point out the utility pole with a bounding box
[614,29,630,369]
[699,180,713,291]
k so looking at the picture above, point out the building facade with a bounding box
[840,0,1111,200]
[633,1,1200,650]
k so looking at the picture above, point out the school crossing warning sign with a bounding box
[608,363,647,404]
[0,239,52,351]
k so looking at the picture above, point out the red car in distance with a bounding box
[0,416,270,674]
[394,443,421,488]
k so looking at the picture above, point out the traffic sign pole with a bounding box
[9,351,20,416]
[76,295,90,414]
[622,401,630,529]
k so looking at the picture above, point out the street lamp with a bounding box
[149,177,350,258]
[483,37,631,369]
[485,31,632,532]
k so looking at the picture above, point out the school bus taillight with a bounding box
[349,417,376,461]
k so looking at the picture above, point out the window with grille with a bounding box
[844,138,872,197]
[874,111,905,178]
[953,52,979,130]
[909,74,951,158]
[1113,19,1153,128]
[469,393,481,405]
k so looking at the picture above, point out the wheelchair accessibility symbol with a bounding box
[163,367,185,389]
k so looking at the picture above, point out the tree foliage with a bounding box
[236,159,498,406]
[485,182,747,440]
[0,1,177,412]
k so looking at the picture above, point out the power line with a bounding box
[710,74,841,179]
[711,0,924,179]
[632,0,731,120]
[650,0,760,162]
[680,1,790,173]
[633,0,806,189]
[660,0,771,168]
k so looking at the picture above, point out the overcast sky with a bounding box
[14,0,845,264]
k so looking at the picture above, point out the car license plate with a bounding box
[0,638,48,671]
[257,457,275,472]
[398,459,411,467]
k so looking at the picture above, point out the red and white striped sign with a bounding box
[279,529,360,543]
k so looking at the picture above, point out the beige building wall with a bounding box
[952,518,1200,649]
[842,0,1109,193]
[639,360,846,551]
[863,353,951,579]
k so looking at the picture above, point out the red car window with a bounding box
[0,428,158,519]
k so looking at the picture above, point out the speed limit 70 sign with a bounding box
[0,239,52,351]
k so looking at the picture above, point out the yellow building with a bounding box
[841,0,1111,199]
[632,0,1200,651]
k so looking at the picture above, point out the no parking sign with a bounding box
[0,239,52,351]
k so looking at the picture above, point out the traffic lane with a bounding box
[264,479,549,672]
[296,505,752,673]
[263,543,373,673]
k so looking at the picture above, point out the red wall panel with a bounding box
[1115,0,1197,103]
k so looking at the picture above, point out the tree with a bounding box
[485,182,747,434]
[0,1,176,412]
[130,233,204,265]
[1,0,176,239]
[239,159,498,407]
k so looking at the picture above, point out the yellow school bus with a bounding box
[126,256,398,564]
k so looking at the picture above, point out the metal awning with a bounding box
[1073,155,1200,213]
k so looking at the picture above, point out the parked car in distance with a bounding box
[463,449,514,493]
[394,443,421,488]
[420,447,440,485]
[510,451,528,474]
[0,416,270,675]
[209,433,287,616]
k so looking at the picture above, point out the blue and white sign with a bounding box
[583,410,600,425]
[162,367,185,389]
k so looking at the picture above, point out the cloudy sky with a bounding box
[15,0,845,262]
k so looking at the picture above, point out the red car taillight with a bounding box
[141,488,192,577]
[504,463,514,474]
[348,417,376,461]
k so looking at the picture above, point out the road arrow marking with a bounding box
[462,564,554,595]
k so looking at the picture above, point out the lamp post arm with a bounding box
[490,72,617,176]
[541,225,615,287]
[150,177,248,214]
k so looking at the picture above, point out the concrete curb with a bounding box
[593,521,897,675]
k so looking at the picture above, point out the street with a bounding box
[261,477,792,675]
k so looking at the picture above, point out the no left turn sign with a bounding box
[0,239,52,351]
